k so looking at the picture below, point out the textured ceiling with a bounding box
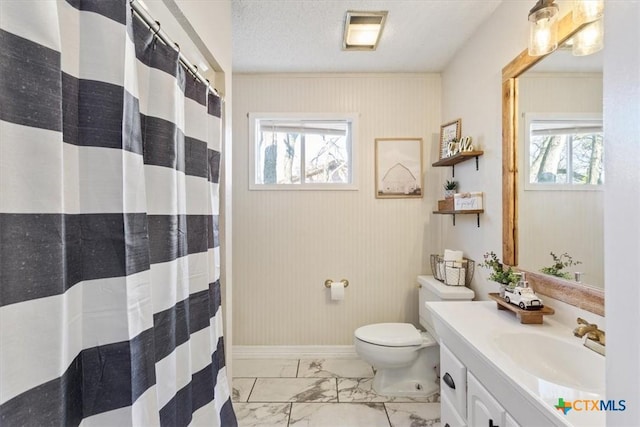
[232,0,503,73]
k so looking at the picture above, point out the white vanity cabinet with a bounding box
[440,343,520,427]
[429,302,605,426]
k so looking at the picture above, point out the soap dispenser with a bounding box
[517,272,529,288]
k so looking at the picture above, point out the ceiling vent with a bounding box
[342,11,388,51]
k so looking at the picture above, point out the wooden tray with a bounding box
[488,293,554,324]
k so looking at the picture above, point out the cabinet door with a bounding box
[441,343,467,417]
[441,394,467,427]
[468,373,505,427]
[505,413,521,427]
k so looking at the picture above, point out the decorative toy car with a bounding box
[503,286,544,310]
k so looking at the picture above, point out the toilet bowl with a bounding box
[354,323,439,397]
[353,275,474,397]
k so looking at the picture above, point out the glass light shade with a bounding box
[572,18,604,56]
[346,24,381,46]
[573,0,604,24]
[528,5,559,56]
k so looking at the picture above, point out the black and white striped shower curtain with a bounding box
[0,1,236,425]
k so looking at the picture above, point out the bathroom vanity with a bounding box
[426,301,605,427]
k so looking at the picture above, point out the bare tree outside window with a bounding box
[251,115,355,189]
[528,117,603,187]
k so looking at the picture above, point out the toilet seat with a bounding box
[355,323,423,347]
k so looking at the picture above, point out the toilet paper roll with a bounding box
[443,249,464,262]
[444,267,466,286]
[330,281,345,301]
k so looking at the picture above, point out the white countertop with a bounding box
[427,301,606,427]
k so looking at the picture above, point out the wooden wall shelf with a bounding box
[433,210,484,227]
[432,150,484,168]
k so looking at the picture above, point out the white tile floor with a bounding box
[232,358,441,427]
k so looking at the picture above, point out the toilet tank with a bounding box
[418,275,474,338]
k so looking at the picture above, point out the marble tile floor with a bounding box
[232,358,441,427]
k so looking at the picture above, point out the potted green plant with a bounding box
[443,180,458,199]
[479,251,519,296]
[540,252,581,279]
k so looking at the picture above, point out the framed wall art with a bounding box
[375,138,423,199]
[439,119,461,159]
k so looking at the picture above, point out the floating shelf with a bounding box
[433,209,484,227]
[432,151,483,177]
[488,293,555,324]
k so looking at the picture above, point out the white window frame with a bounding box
[524,112,603,192]
[248,113,358,190]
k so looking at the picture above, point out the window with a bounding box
[525,113,603,189]
[249,113,357,190]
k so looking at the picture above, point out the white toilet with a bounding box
[354,275,474,397]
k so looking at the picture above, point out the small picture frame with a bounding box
[375,138,423,199]
[439,119,462,159]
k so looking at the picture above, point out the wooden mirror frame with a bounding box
[502,10,604,316]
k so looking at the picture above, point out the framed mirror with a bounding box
[502,9,604,315]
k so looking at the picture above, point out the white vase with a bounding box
[499,284,507,298]
[489,280,507,297]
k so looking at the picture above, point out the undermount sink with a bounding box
[493,332,605,393]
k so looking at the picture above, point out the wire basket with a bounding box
[430,254,475,286]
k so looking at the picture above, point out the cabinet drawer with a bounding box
[441,394,467,427]
[440,343,467,418]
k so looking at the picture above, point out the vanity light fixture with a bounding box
[573,0,604,24]
[342,11,388,51]
[572,0,604,56]
[527,0,560,57]
[572,17,604,56]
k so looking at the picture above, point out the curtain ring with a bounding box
[174,42,181,53]
[192,65,198,80]
[150,21,161,50]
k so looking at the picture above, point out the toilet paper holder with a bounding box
[324,279,349,288]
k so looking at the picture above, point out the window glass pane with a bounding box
[304,130,350,184]
[529,134,568,183]
[253,116,354,188]
[571,133,604,184]
[257,131,301,185]
[528,117,603,186]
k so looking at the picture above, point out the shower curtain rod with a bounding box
[129,0,222,99]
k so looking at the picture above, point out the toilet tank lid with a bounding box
[418,275,475,300]
[355,323,422,347]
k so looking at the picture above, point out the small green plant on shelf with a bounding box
[479,251,519,286]
[443,180,458,198]
[540,252,581,279]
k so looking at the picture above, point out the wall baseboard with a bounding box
[233,345,357,359]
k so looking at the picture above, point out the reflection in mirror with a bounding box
[517,48,603,288]
[502,9,606,315]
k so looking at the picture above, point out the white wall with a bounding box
[442,0,639,424]
[603,2,640,425]
[232,74,442,345]
[440,0,532,299]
